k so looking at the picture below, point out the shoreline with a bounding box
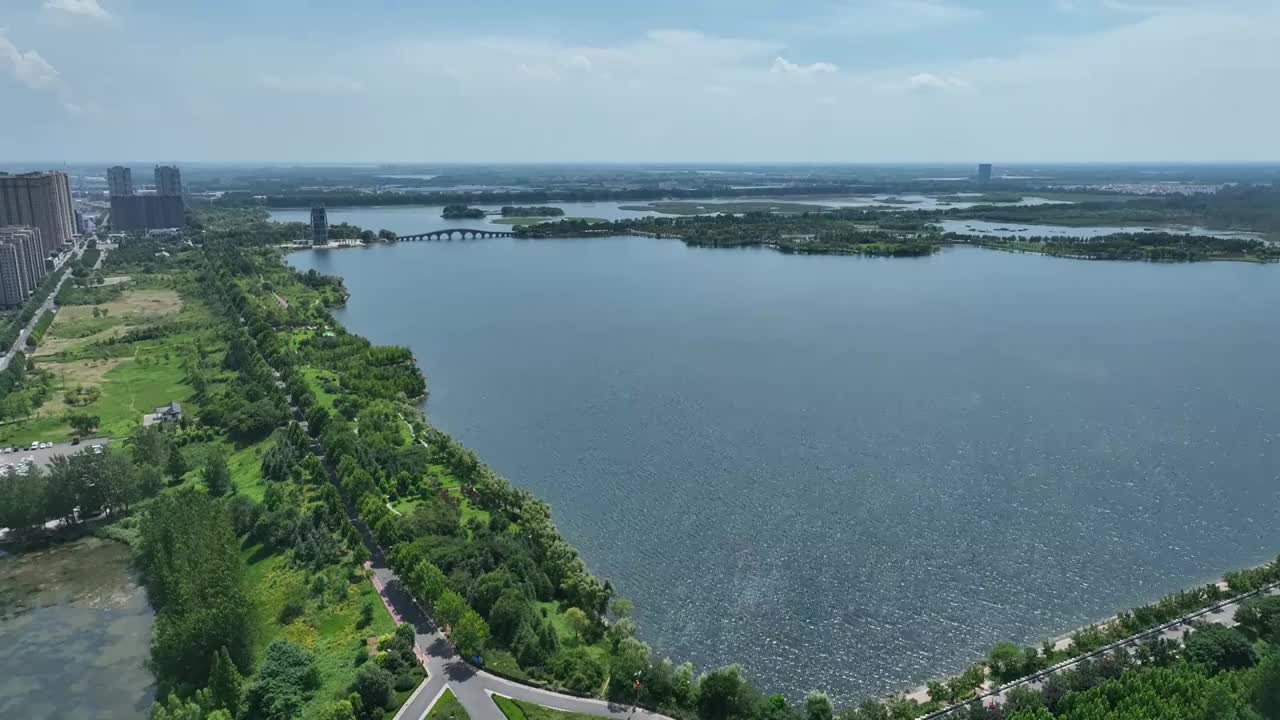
[899,557,1274,704]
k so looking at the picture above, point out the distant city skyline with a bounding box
[1,0,1278,163]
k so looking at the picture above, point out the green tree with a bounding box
[166,445,188,483]
[1254,651,1280,719]
[452,608,490,658]
[805,692,834,720]
[138,489,255,686]
[207,646,243,715]
[351,664,394,719]
[435,590,468,629]
[697,665,759,720]
[759,695,798,720]
[988,641,1026,682]
[243,640,320,720]
[1184,625,1257,672]
[564,606,590,642]
[203,449,232,496]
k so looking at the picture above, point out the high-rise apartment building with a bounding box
[311,205,328,245]
[977,163,993,183]
[107,166,134,196]
[154,165,183,196]
[0,226,48,306]
[110,195,185,230]
[0,171,75,254]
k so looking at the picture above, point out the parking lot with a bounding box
[0,437,112,471]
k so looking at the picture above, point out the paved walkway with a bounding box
[361,536,669,720]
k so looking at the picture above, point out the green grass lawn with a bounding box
[241,541,400,718]
[300,366,341,411]
[428,688,471,720]
[493,695,599,720]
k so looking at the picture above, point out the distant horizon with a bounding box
[6,160,1280,169]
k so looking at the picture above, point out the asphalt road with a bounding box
[366,540,671,720]
[0,240,101,372]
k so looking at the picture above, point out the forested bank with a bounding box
[203,207,1280,720]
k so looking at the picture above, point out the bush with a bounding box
[244,640,320,720]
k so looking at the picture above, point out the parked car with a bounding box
[70,437,80,445]
[29,441,38,450]
[92,445,104,455]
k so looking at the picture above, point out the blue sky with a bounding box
[1,0,1277,162]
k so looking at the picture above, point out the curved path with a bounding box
[363,536,669,720]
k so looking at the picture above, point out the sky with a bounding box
[1,0,1278,163]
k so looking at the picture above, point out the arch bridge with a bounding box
[396,228,515,241]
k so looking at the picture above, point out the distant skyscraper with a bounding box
[311,205,328,245]
[977,163,993,183]
[154,165,183,196]
[107,166,134,196]
[0,171,76,254]
[110,195,184,231]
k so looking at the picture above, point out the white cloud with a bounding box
[0,32,61,89]
[0,29,83,113]
[902,72,972,93]
[43,0,111,20]
[771,56,839,77]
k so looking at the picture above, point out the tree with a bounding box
[203,449,232,496]
[138,489,255,687]
[564,606,590,642]
[610,598,634,619]
[243,640,320,720]
[409,560,449,604]
[166,445,188,483]
[351,664,394,719]
[1253,651,1280,719]
[988,641,1026,682]
[759,695,798,720]
[435,590,469,629]
[697,665,759,720]
[1184,625,1257,672]
[453,608,490,658]
[64,410,101,436]
[804,692,834,720]
[207,646,244,715]
[1236,596,1280,641]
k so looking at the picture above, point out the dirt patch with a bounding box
[56,289,182,324]
[32,358,129,417]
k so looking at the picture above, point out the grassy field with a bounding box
[0,283,197,445]
[493,695,598,720]
[428,688,471,720]
[242,541,400,718]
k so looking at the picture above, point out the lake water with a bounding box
[0,537,155,718]
[287,229,1280,703]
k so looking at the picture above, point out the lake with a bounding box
[0,537,155,719]
[287,227,1280,703]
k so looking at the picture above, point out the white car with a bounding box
[92,445,104,455]
[29,441,38,450]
